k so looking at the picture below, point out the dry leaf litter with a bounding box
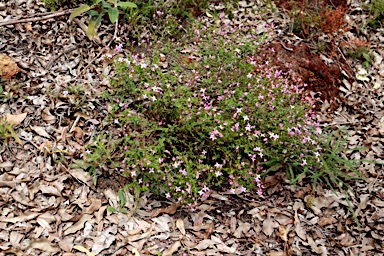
[0,0,384,255]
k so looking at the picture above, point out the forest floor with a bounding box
[1,0,384,255]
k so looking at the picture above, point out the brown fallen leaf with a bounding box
[84,198,102,214]
[151,203,180,217]
[9,232,24,249]
[0,174,16,188]
[176,218,186,235]
[204,222,215,239]
[63,214,92,235]
[318,216,337,226]
[95,206,107,224]
[40,184,61,196]
[3,113,27,126]
[306,235,327,254]
[294,211,306,241]
[59,237,75,252]
[163,241,181,256]
[335,232,357,246]
[1,212,40,223]
[267,251,285,256]
[276,225,289,242]
[127,230,152,242]
[31,126,51,138]
[42,107,57,124]
[72,126,84,141]
[73,245,95,256]
[24,23,33,31]
[29,238,61,253]
[262,213,276,237]
[233,221,251,238]
[194,239,216,250]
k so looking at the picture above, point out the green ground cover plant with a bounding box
[69,0,137,39]
[75,19,365,219]
[364,0,384,28]
[44,0,98,11]
[121,0,210,41]
[344,45,374,68]
[0,118,22,146]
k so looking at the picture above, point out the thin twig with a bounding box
[280,42,294,52]
[0,9,73,26]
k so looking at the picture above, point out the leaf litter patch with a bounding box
[0,0,384,255]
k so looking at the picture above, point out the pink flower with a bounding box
[237,186,247,193]
[214,162,222,169]
[179,169,187,176]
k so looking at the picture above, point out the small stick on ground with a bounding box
[0,9,73,26]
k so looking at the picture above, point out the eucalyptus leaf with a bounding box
[69,5,91,20]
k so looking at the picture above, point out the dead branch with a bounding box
[0,9,73,26]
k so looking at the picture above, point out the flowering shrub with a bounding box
[85,22,362,207]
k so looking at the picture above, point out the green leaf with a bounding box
[95,13,104,27]
[108,7,119,23]
[117,1,137,8]
[87,19,98,39]
[362,52,371,61]
[92,173,97,186]
[88,10,100,17]
[102,0,112,9]
[107,206,118,213]
[69,5,91,20]
[91,0,102,7]
[118,189,126,207]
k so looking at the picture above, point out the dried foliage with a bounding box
[0,0,383,255]
[320,6,347,33]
